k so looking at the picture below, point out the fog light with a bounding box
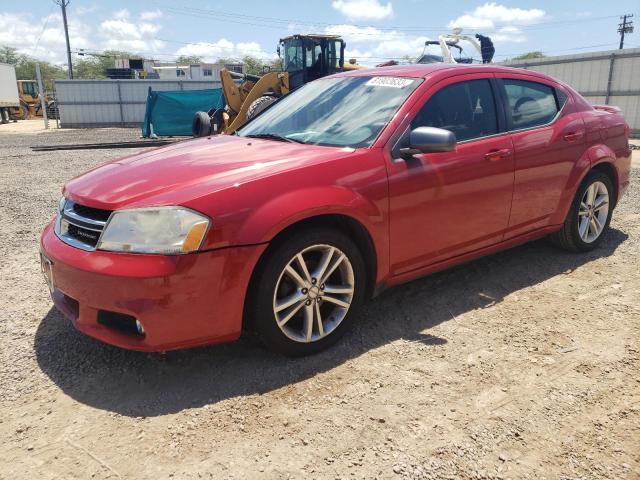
[135,320,145,335]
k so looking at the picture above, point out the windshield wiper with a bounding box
[244,133,305,144]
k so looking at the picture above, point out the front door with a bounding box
[387,75,515,275]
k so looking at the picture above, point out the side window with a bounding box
[503,79,559,130]
[556,88,568,110]
[306,43,322,68]
[412,79,498,142]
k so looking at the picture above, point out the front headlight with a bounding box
[97,206,210,255]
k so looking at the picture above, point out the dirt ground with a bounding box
[1,126,638,480]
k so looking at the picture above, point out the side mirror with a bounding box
[399,127,456,156]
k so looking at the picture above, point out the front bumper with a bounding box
[40,221,267,351]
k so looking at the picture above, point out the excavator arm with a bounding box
[219,69,289,134]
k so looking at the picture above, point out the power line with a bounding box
[163,5,623,34]
[33,3,56,52]
[494,43,621,58]
[154,38,275,57]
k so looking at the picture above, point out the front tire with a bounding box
[245,228,366,356]
[19,101,30,120]
[246,95,277,120]
[551,170,613,252]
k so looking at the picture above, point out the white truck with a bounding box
[0,63,19,123]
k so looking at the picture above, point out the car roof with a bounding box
[333,63,557,83]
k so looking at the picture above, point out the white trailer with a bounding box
[0,63,19,123]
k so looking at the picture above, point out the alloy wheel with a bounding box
[273,244,355,343]
[578,181,609,243]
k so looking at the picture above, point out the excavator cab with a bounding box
[18,80,39,101]
[279,34,345,90]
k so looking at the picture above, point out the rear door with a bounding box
[497,75,587,238]
[386,74,515,274]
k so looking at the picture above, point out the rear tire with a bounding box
[192,111,211,137]
[245,228,366,356]
[550,170,613,252]
[246,95,277,120]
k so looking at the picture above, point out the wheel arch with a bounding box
[551,144,618,225]
[591,160,619,208]
[248,213,379,302]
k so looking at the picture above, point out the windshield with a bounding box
[238,76,422,148]
[283,39,304,72]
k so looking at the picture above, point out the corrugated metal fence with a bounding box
[501,48,640,134]
[54,79,222,128]
[56,49,640,132]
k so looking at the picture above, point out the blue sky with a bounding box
[0,0,637,66]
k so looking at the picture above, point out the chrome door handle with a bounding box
[484,149,512,161]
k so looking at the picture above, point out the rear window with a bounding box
[503,79,559,130]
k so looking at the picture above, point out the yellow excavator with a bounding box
[193,34,365,136]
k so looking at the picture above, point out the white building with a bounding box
[151,63,245,80]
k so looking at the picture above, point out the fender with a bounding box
[549,143,616,225]
[235,185,389,283]
[589,144,623,199]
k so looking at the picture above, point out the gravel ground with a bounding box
[1,127,638,479]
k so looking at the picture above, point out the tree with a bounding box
[74,50,137,79]
[240,55,282,75]
[510,51,546,61]
[176,55,203,65]
[15,59,66,90]
[0,46,67,91]
[0,46,20,64]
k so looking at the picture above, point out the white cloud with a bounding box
[325,24,397,43]
[140,10,163,21]
[447,14,494,30]
[99,10,164,54]
[325,24,428,65]
[0,12,92,65]
[448,2,545,30]
[332,0,393,21]
[174,39,275,62]
[112,9,130,20]
[76,4,98,16]
[447,3,545,46]
[491,26,527,44]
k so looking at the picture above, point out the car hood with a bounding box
[63,135,356,210]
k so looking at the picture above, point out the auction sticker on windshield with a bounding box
[366,77,415,88]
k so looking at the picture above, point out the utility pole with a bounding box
[56,0,73,78]
[618,14,634,50]
[35,63,49,129]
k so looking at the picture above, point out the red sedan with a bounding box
[40,64,631,356]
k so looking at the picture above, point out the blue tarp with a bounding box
[141,88,224,137]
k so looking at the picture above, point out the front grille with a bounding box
[55,200,112,251]
[72,203,112,222]
[67,223,101,247]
